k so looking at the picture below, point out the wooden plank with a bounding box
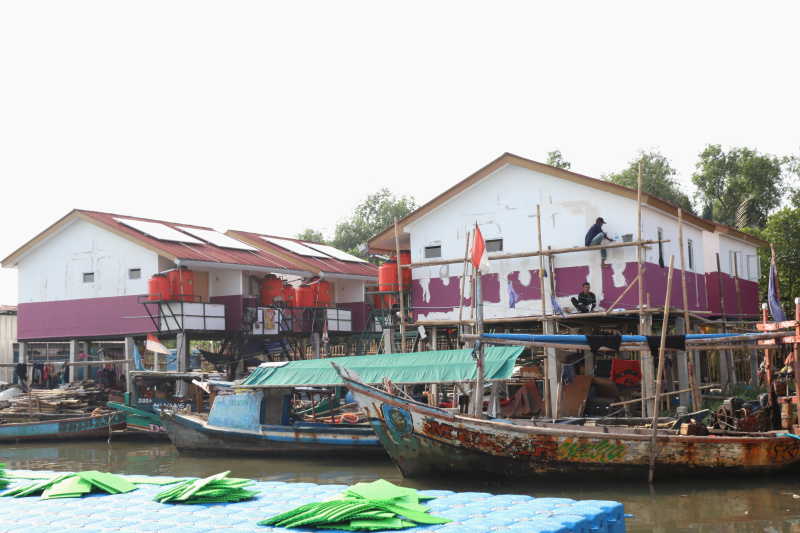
[757,320,798,331]
[561,375,593,417]
[759,336,800,345]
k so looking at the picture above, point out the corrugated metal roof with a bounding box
[80,210,312,272]
[228,229,379,279]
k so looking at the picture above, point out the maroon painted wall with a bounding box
[338,301,370,332]
[18,296,154,340]
[705,273,761,318]
[210,295,251,331]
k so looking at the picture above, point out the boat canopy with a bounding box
[239,347,524,388]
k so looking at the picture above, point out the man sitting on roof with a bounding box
[585,217,614,268]
[571,282,596,313]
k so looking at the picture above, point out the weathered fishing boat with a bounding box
[161,347,523,458]
[334,362,800,479]
[159,389,385,457]
[0,411,126,443]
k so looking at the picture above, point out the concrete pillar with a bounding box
[69,340,80,384]
[749,349,760,387]
[176,332,189,396]
[80,342,91,381]
[311,332,320,359]
[641,315,654,417]
[674,318,689,407]
[382,328,394,354]
[719,348,730,393]
[431,327,438,352]
[123,336,134,395]
[544,321,558,418]
[693,324,703,392]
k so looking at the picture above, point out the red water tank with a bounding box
[148,274,170,301]
[378,260,399,307]
[296,285,314,307]
[314,279,331,307]
[282,284,296,306]
[167,267,194,302]
[399,249,412,288]
[261,275,282,306]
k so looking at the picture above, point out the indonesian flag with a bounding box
[322,322,329,345]
[470,224,492,273]
[146,333,170,355]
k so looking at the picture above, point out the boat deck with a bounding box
[0,469,627,532]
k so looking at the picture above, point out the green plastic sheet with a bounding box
[242,347,522,388]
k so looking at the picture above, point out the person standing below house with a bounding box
[585,217,614,268]
[571,282,597,313]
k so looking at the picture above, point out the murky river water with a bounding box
[2,437,799,532]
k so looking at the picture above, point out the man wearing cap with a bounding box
[585,217,614,268]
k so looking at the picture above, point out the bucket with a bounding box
[781,403,795,429]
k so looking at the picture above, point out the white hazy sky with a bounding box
[2,2,799,306]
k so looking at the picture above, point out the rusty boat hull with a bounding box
[335,364,800,480]
[0,412,126,442]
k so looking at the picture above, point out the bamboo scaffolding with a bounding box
[678,208,701,411]
[394,217,406,353]
[649,255,675,483]
[456,230,471,335]
[604,268,647,315]
[407,239,667,269]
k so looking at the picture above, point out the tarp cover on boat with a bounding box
[240,347,523,388]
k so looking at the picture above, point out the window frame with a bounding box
[83,272,95,283]
[424,245,442,259]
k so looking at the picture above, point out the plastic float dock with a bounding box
[0,469,627,533]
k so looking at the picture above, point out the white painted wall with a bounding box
[703,232,761,280]
[207,268,243,297]
[640,207,706,275]
[16,219,160,303]
[404,163,712,320]
[0,313,17,383]
[335,279,365,304]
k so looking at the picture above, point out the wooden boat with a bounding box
[0,411,126,443]
[159,388,385,457]
[334,362,800,480]
[107,371,226,439]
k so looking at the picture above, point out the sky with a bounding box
[1,2,799,306]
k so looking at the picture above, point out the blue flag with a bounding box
[133,343,146,371]
[551,294,567,318]
[768,255,787,322]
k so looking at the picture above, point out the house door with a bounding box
[193,271,209,303]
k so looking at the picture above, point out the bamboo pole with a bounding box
[457,231,471,335]
[536,205,553,418]
[734,254,743,321]
[604,268,647,315]
[649,255,675,484]
[638,162,644,332]
[407,239,667,269]
[394,218,406,353]
[678,209,701,411]
[612,384,717,408]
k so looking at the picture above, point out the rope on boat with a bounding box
[776,433,800,440]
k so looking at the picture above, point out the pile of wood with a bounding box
[0,380,108,416]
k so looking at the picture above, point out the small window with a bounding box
[687,239,694,270]
[129,268,141,280]
[747,255,761,280]
[424,246,442,259]
[729,251,742,277]
[486,239,503,253]
[83,272,95,283]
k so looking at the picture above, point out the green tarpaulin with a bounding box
[240,347,523,388]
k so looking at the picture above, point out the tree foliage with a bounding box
[692,144,785,229]
[745,206,800,319]
[294,228,327,243]
[602,149,694,213]
[546,149,571,170]
[331,188,417,260]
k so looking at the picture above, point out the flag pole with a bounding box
[474,221,485,419]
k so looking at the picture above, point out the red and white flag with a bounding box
[470,224,492,273]
[322,322,329,345]
[146,333,171,355]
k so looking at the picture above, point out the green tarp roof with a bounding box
[240,347,523,388]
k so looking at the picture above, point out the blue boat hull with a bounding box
[0,412,126,442]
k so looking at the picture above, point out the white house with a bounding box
[366,153,766,324]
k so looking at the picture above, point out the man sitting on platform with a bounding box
[571,282,596,313]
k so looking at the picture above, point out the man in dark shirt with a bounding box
[571,282,596,313]
[585,217,613,267]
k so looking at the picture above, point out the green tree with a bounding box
[692,144,785,229]
[331,188,417,260]
[294,228,326,243]
[546,149,571,170]
[602,149,694,213]
[745,206,800,319]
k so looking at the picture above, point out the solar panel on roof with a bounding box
[262,237,329,258]
[177,227,257,251]
[303,242,368,263]
[113,218,203,244]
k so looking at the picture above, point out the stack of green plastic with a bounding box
[153,471,259,504]
[0,463,8,490]
[1,471,138,500]
[259,479,451,531]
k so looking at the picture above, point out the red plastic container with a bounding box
[313,279,331,307]
[148,274,170,301]
[378,260,399,307]
[282,284,296,306]
[399,249,412,288]
[167,267,194,302]
[296,285,314,307]
[260,275,282,306]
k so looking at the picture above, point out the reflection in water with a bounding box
[2,439,800,532]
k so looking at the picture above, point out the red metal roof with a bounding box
[229,229,379,279]
[79,210,309,272]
